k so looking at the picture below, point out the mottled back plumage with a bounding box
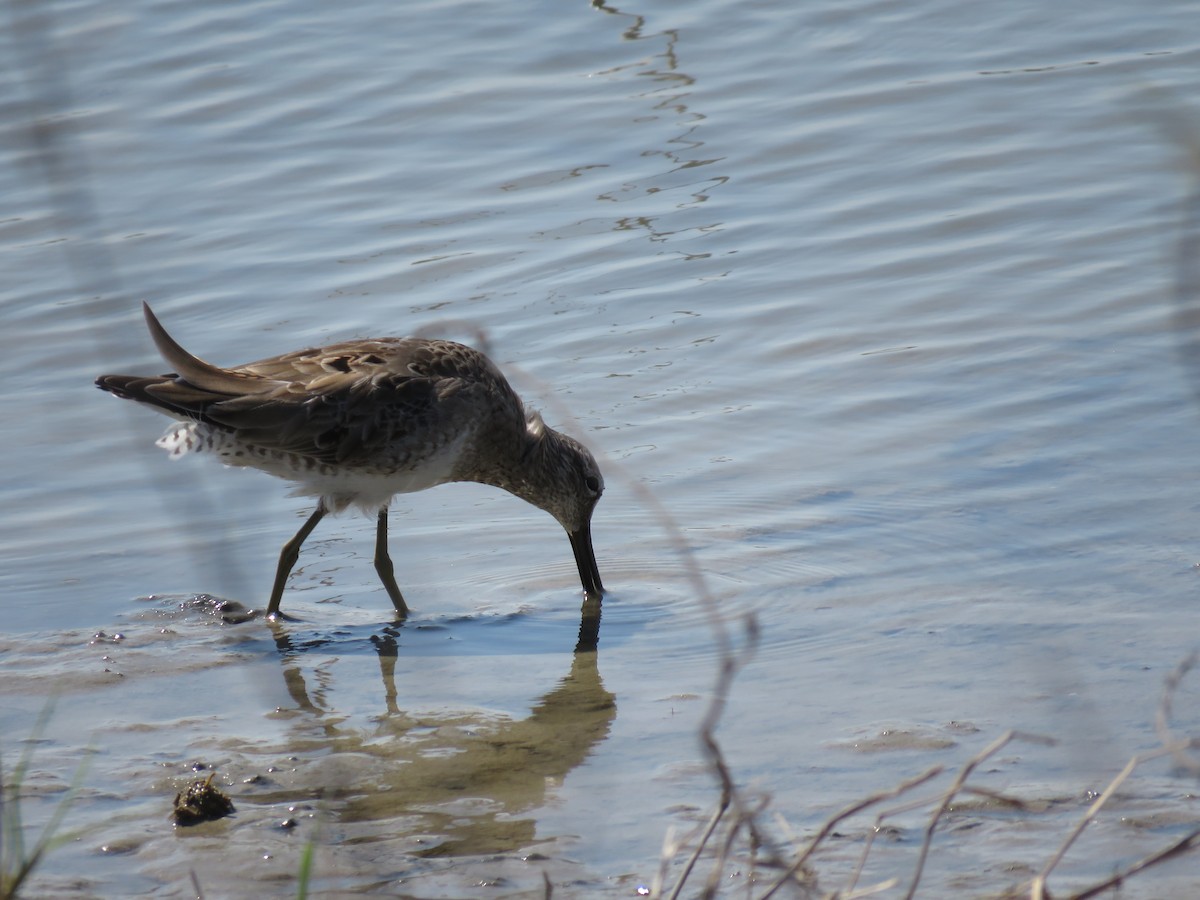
[96,303,605,616]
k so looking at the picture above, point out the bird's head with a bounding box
[521,413,605,596]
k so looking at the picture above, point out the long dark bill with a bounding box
[568,523,604,596]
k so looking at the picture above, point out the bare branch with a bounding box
[761,766,944,900]
[1069,827,1200,900]
[1155,650,1200,774]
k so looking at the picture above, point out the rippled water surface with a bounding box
[3,0,1200,896]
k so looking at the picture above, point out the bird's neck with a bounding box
[465,412,564,513]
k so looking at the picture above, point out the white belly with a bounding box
[156,422,469,514]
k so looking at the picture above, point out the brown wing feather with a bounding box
[141,302,275,395]
[202,370,454,465]
[98,307,524,467]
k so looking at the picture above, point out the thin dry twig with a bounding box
[703,802,754,900]
[904,730,1052,900]
[1032,643,1200,898]
[838,731,1051,898]
[651,825,680,899]
[1068,826,1200,900]
[665,790,730,900]
[841,877,900,900]
[842,779,946,898]
[758,766,944,900]
[1155,649,1200,775]
[1030,744,1178,899]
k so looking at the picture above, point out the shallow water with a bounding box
[2,0,1200,896]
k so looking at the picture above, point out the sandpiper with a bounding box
[96,303,605,617]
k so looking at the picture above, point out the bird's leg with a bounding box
[267,502,327,616]
[374,506,409,618]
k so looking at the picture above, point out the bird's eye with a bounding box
[585,475,600,494]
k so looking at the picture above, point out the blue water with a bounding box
[2,0,1199,895]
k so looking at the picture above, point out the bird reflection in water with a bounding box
[265,593,612,857]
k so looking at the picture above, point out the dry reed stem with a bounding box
[759,767,944,900]
[903,730,1053,900]
[1029,748,1136,900]
[840,878,900,899]
[665,793,730,900]
[1068,826,1200,900]
[1154,649,1200,774]
[837,731,1048,898]
[1030,641,1200,899]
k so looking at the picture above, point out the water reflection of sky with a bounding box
[2,0,1199,894]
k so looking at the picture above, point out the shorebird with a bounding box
[96,303,605,617]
